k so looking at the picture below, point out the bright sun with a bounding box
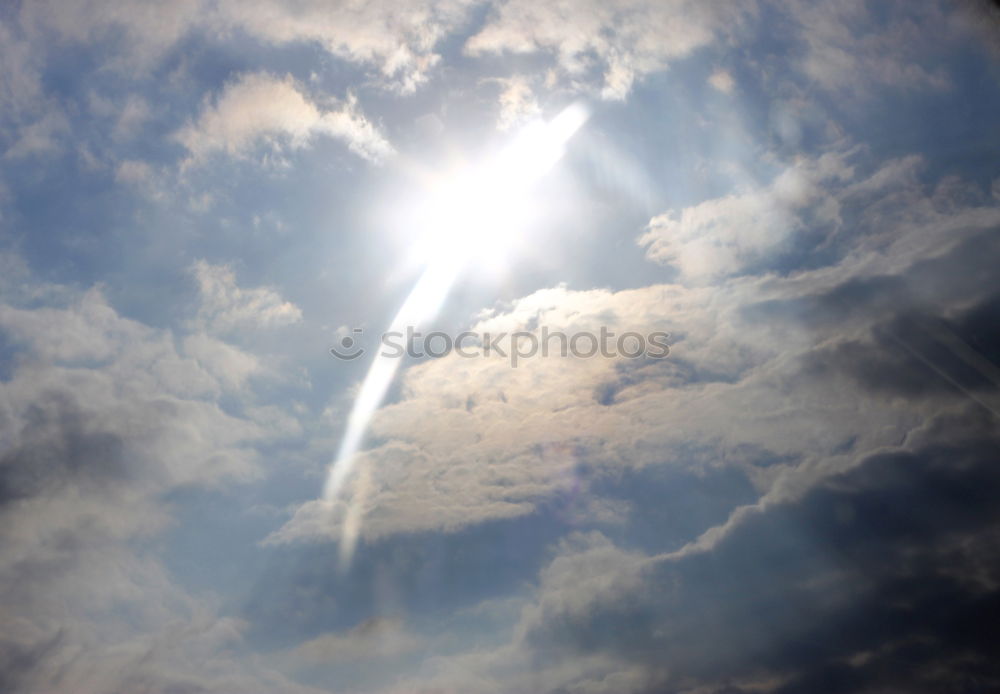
[411,103,589,272]
[323,104,589,566]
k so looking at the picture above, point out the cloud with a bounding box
[380,395,1000,694]
[114,159,154,187]
[182,333,261,390]
[271,149,1000,561]
[637,150,992,285]
[638,151,855,283]
[459,0,979,107]
[3,111,69,159]
[492,75,542,131]
[14,0,478,94]
[190,259,303,335]
[786,0,953,94]
[466,0,751,99]
[524,409,1000,693]
[0,23,67,159]
[284,617,420,667]
[112,94,151,141]
[2,2,998,692]
[708,68,735,93]
[0,266,320,693]
[175,73,394,165]
[18,0,203,69]
[0,23,45,117]
[213,0,479,94]
[0,288,264,489]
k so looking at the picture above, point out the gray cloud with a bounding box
[0,275,316,693]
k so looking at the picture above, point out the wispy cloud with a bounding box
[176,73,394,166]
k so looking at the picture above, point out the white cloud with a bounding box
[0,265,322,693]
[175,73,394,165]
[264,274,844,545]
[213,0,478,94]
[115,159,154,186]
[16,0,477,93]
[0,23,44,116]
[638,152,856,283]
[270,150,1000,549]
[191,259,303,335]
[284,618,420,667]
[492,75,542,130]
[466,0,751,99]
[708,68,735,93]
[787,0,952,94]
[182,333,261,390]
[3,111,69,160]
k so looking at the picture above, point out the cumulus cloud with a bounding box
[639,151,855,282]
[0,274,316,692]
[520,409,1000,693]
[492,75,542,131]
[271,150,1000,563]
[176,73,394,165]
[0,287,264,487]
[636,150,972,284]
[708,68,735,93]
[375,394,1000,694]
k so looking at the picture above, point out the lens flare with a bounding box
[323,104,589,566]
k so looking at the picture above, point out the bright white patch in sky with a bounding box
[322,104,589,565]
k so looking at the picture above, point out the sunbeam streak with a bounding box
[322,104,589,566]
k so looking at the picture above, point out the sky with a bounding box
[2,1,1000,692]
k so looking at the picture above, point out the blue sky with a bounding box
[2,1,1000,693]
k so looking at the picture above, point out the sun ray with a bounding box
[322,104,589,567]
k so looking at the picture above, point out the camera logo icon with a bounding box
[330,328,365,360]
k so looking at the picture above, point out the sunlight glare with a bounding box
[322,104,589,568]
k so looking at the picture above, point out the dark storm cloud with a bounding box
[745,220,1000,338]
[523,405,1000,693]
[501,217,1000,691]
[803,298,1000,404]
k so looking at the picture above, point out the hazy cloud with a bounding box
[191,259,303,335]
[467,0,750,99]
[176,73,394,165]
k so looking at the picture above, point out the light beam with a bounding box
[323,104,589,566]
